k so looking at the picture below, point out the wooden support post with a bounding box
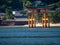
[33,17,36,28]
[31,17,33,28]
[42,11,50,28]
[28,16,30,28]
[28,16,36,28]
[42,17,50,28]
[31,9,36,28]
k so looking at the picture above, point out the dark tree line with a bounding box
[0,0,59,12]
[0,0,60,23]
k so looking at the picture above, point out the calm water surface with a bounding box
[0,27,60,45]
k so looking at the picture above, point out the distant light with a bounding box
[12,11,15,14]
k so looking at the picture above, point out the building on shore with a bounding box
[0,13,5,20]
[12,11,28,25]
[0,11,28,26]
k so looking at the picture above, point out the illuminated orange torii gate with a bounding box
[27,8,50,28]
[27,8,36,28]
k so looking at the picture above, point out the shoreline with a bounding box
[0,23,60,28]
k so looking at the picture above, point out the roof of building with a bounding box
[12,11,28,18]
[0,13,5,16]
[14,16,27,18]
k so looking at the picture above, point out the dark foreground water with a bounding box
[0,27,60,45]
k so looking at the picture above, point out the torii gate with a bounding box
[26,1,50,28]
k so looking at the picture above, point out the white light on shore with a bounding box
[12,11,15,14]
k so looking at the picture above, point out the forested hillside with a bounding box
[0,0,22,12]
[0,0,59,12]
[0,0,60,23]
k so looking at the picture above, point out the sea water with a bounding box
[0,27,60,45]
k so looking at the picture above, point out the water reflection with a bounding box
[0,27,60,45]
